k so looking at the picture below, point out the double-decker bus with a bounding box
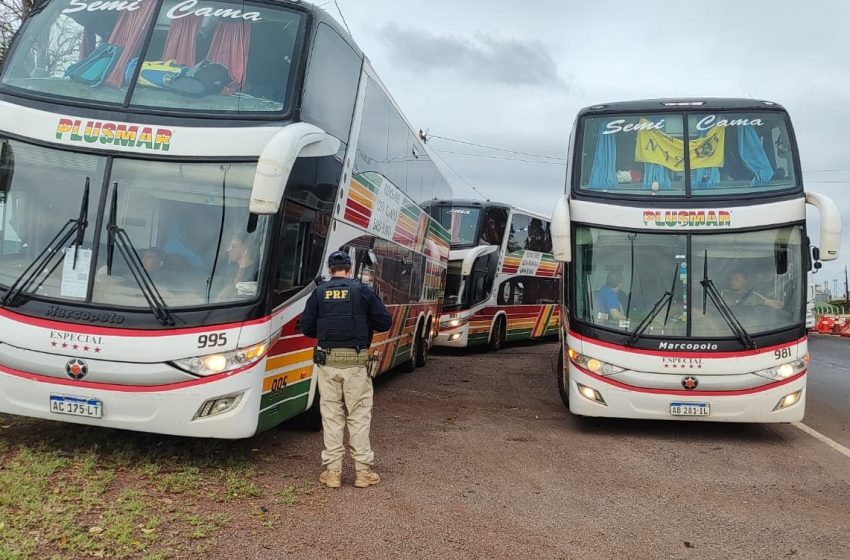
[551,99,841,422]
[0,0,451,438]
[425,200,560,351]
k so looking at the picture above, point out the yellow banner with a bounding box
[635,125,724,171]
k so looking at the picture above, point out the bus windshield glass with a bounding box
[0,137,270,309]
[1,0,304,114]
[433,206,480,246]
[577,111,798,196]
[443,259,464,308]
[573,225,803,338]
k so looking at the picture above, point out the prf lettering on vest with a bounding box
[325,289,350,300]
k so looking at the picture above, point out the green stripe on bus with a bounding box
[259,378,311,410]
[356,172,381,193]
[505,328,533,341]
[402,205,420,220]
[256,394,310,433]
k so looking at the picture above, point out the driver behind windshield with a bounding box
[720,270,782,309]
[597,272,627,322]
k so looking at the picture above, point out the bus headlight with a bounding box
[753,357,808,381]
[567,348,625,376]
[441,317,469,329]
[774,390,802,411]
[194,392,245,419]
[173,340,270,377]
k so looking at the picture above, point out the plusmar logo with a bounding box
[643,209,731,228]
[55,118,173,152]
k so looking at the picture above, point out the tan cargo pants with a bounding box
[317,356,375,472]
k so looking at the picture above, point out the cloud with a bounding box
[378,24,566,89]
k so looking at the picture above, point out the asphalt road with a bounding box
[804,334,850,448]
[203,339,850,560]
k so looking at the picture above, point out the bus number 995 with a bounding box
[198,333,228,349]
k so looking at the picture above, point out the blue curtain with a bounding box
[738,125,774,185]
[643,163,671,190]
[588,122,617,189]
[691,167,720,189]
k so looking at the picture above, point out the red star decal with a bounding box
[62,342,68,349]
[698,365,703,369]
[664,364,669,368]
[51,341,57,347]
[683,378,698,389]
[94,347,101,353]
[83,346,90,352]
[72,344,79,350]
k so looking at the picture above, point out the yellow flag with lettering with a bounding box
[635,124,724,171]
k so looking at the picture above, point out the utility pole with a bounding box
[845,265,849,307]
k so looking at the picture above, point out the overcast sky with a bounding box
[327,0,850,293]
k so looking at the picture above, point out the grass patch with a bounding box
[275,486,299,507]
[0,418,267,559]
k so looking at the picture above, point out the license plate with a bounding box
[50,394,103,419]
[670,402,710,416]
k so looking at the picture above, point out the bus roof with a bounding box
[578,98,787,117]
[426,199,550,221]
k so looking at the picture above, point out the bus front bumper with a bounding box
[0,364,264,439]
[566,364,807,423]
[435,323,470,348]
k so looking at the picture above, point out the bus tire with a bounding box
[557,348,570,408]
[400,328,420,373]
[415,321,430,368]
[488,316,506,352]
[288,393,323,432]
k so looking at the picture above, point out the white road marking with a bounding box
[792,422,850,460]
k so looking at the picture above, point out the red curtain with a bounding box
[104,0,158,88]
[161,15,202,67]
[207,21,252,95]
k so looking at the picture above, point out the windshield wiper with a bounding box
[700,250,755,350]
[106,183,178,326]
[1,178,90,307]
[624,263,678,346]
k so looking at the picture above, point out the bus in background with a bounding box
[425,200,560,351]
[0,1,451,438]
[551,99,841,422]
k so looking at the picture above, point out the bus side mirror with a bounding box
[812,246,821,261]
[249,123,341,215]
[814,261,823,271]
[805,192,842,262]
[551,195,571,262]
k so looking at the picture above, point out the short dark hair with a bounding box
[329,264,352,274]
[606,272,623,287]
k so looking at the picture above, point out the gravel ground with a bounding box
[198,340,850,560]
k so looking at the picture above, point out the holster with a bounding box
[313,347,328,365]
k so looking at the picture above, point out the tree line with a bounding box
[0,0,34,63]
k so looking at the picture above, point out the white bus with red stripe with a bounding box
[551,99,841,422]
[0,1,450,438]
[424,200,560,350]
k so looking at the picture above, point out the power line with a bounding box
[429,134,567,162]
[430,149,488,201]
[332,0,353,37]
[434,149,567,166]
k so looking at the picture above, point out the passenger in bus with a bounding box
[597,272,627,322]
[142,248,166,277]
[216,232,260,299]
[721,270,783,309]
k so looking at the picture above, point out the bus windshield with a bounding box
[0,137,270,310]
[1,0,304,114]
[443,259,464,308]
[573,225,803,339]
[577,111,798,196]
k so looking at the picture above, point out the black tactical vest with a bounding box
[316,279,371,350]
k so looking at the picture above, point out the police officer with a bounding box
[299,251,392,489]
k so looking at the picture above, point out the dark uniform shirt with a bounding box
[300,277,392,350]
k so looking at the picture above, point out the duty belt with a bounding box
[315,347,369,368]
